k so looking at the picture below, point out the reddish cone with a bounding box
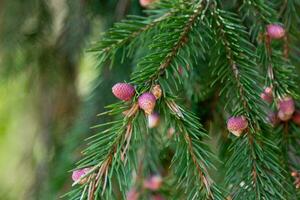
[260,93,273,103]
[112,83,135,101]
[278,110,291,121]
[139,0,156,7]
[278,96,295,116]
[227,116,248,137]
[126,188,139,200]
[138,92,156,115]
[260,87,273,103]
[151,195,165,200]
[144,175,163,191]
[72,168,90,184]
[267,24,285,39]
[167,127,175,138]
[264,87,272,96]
[292,110,300,125]
[148,112,160,128]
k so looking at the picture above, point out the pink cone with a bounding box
[267,24,285,39]
[144,175,163,191]
[292,110,300,125]
[112,83,135,101]
[126,188,139,200]
[72,168,90,183]
[260,92,273,103]
[227,116,248,137]
[264,87,272,96]
[139,0,156,7]
[278,110,292,121]
[138,92,156,115]
[260,87,273,103]
[148,112,160,128]
[151,195,165,200]
[278,96,295,116]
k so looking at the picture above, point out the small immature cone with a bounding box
[227,116,248,137]
[278,96,295,115]
[291,171,300,189]
[151,195,165,200]
[138,92,156,115]
[278,110,292,121]
[267,24,285,39]
[292,110,300,125]
[277,96,295,121]
[167,127,175,138]
[139,0,156,7]
[148,112,160,128]
[151,84,162,99]
[260,87,273,103]
[144,175,163,191]
[291,171,299,177]
[126,188,139,200]
[112,83,135,101]
[72,168,90,184]
[264,87,272,96]
[260,93,273,103]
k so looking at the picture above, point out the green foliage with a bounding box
[66,0,300,199]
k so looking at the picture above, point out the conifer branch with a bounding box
[65,1,300,200]
[93,13,171,54]
[155,1,205,78]
[242,2,300,198]
[165,99,224,200]
[89,8,176,67]
[130,2,225,197]
[210,7,287,199]
[241,0,297,97]
[65,102,140,199]
[131,0,209,86]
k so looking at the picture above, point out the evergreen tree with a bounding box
[62,0,300,199]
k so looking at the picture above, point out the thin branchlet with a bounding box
[150,1,207,84]
[101,12,172,54]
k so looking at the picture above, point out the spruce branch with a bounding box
[129,1,225,197]
[278,123,299,199]
[239,0,276,41]
[240,0,297,97]
[66,1,300,200]
[131,0,210,87]
[244,1,300,198]
[89,6,177,67]
[66,1,225,199]
[65,102,141,199]
[165,99,224,200]
[210,7,288,199]
[210,8,264,120]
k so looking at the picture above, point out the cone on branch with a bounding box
[148,112,160,128]
[71,168,91,184]
[138,92,156,115]
[267,24,285,39]
[277,96,295,121]
[112,83,135,101]
[227,116,248,137]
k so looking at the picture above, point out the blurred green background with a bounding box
[0,0,142,199]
